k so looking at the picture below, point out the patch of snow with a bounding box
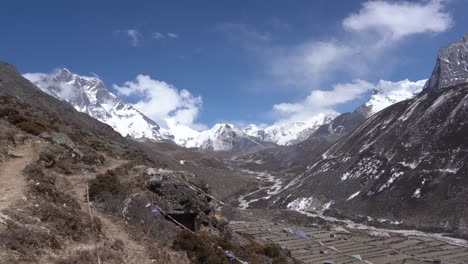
[347,191,361,201]
[399,161,420,169]
[378,170,404,192]
[287,197,314,211]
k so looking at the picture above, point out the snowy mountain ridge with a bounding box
[23,69,426,151]
[244,112,339,146]
[364,79,427,115]
[169,122,269,152]
[24,69,173,141]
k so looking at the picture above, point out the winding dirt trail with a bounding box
[69,157,154,264]
[0,142,37,212]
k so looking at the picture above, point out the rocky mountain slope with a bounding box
[422,33,468,93]
[314,79,425,136]
[0,62,295,264]
[235,79,425,174]
[272,36,468,236]
[24,69,172,141]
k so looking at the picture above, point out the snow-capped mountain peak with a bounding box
[24,69,172,141]
[364,79,426,115]
[244,112,339,146]
[169,122,270,152]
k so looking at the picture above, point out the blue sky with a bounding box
[1,0,467,129]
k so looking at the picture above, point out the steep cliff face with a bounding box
[422,34,468,93]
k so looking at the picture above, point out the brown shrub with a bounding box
[88,171,125,200]
[7,114,28,124]
[31,202,101,242]
[147,243,191,264]
[173,230,293,264]
[0,107,19,118]
[54,247,124,264]
[172,231,230,264]
[0,221,61,254]
[17,121,48,135]
[23,164,81,209]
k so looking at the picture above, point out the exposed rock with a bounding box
[39,132,84,158]
[422,34,468,93]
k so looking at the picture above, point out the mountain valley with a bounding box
[2,13,468,264]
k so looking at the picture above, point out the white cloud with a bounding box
[272,80,374,123]
[113,75,203,129]
[23,71,80,101]
[216,23,271,51]
[167,32,178,38]
[343,0,452,40]
[152,32,165,39]
[114,29,141,46]
[271,41,355,87]
[264,0,453,124]
[269,0,452,89]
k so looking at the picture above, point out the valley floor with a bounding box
[224,162,468,263]
[227,209,468,263]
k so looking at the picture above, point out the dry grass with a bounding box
[30,202,101,242]
[0,107,19,118]
[52,246,125,264]
[24,164,81,209]
[16,121,48,135]
[0,221,61,261]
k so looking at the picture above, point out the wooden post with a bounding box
[86,183,101,264]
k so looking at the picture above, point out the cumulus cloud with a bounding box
[272,80,374,123]
[266,0,452,123]
[343,0,452,40]
[113,75,203,129]
[270,0,452,88]
[114,29,141,46]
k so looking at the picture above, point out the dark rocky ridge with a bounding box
[274,82,468,236]
[422,34,468,93]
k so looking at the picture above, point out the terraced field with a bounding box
[230,220,468,263]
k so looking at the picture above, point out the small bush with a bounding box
[16,121,48,135]
[88,171,125,200]
[7,114,28,124]
[172,231,230,264]
[147,243,191,264]
[23,164,80,208]
[54,247,124,264]
[0,221,61,253]
[31,202,101,242]
[265,245,282,259]
[0,107,19,118]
